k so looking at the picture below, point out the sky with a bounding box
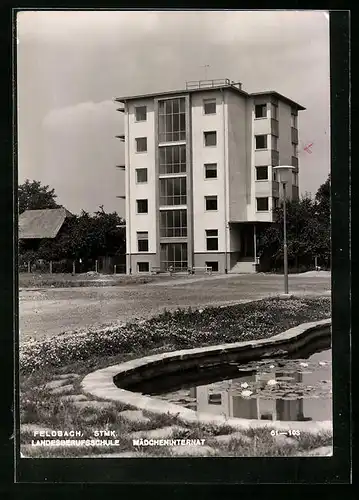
[17,9,330,217]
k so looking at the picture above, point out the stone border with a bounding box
[82,319,332,433]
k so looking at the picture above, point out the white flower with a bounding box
[269,365,275,369]
[319,361,327,366]
[241,390,253,397]
[267,379,277,386]
[299,362,309,367]
[240,382,249,388]
[198,309,203,313]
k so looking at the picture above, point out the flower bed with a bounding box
[20,296,331,376]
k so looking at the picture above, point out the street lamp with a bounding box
[273,165,295,295]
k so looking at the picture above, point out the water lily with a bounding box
[299,362,309,367]
[241,390,253,397]
[267,379,277,386]
[269,365,275,369]
[240,382,249,388]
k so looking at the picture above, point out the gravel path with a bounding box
[19,273,331,341]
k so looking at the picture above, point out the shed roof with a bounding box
[19,208,72,239]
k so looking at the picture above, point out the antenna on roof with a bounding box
[201,64,210,80]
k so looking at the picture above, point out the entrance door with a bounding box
[241,225,254,259]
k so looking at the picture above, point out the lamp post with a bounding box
[273,166,295,295]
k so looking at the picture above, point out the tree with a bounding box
[314,174,331,264]
[258,179,331,271]
[315,174,330,220]
[34,207,126,264]
[18,179,60,214]
[258,196,318,269]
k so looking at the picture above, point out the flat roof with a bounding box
[114,84,246,103]
[249,91,306,111]
[114,85,305,111]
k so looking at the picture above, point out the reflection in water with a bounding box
[197,370,308,421]
[153,349,332,422]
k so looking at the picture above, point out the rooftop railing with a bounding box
[185,79,242,90]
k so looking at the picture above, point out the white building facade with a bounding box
[115,79,305,275]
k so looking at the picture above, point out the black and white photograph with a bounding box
[16,9,337,468]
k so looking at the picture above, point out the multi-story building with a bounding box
[115,79,305,275]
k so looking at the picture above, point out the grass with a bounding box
[20,296,331,375]
[19,296,332,458]
[20,378,332,458]
[18,272,178,288]
[208,428,333,457]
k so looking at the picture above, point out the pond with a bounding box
[136,344,332,423]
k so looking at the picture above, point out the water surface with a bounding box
[147,347,332,422]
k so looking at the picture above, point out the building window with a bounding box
[205,261,219,272]
[135,168,148,183]
[158,98,186,142]
[160,242,187,271]
[256,197,269,212]
[255,135,267,150]
[208,393,222,405]
[273,197,279,209]
[137,231,149,252]
[205,195,218,211]
[159,177,187,206]
[159,145,186,174]
[255,104,267,118]
[136,199,148,214]
[272,135,278,151]
[204,131,217,147]
[206,229,218,251]
[271,103,278,120]
[292,143,298,157]
[291,112,297,129]
[135,137,147,153]
[203,99,216,115]
[256,166,268,180]
[160,209,187,237]
[137,262,149,273]
[273,170,277,181]
[204,163,217,179]
[135,106,147,122]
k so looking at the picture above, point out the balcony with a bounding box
[272,180,279,196]
[254,118,271,135]
[271,118,279,137]
[291,156,299,169]
[255,149,272,166]
[255,179,280,197]
[292,185,299,200]
[271,150,279,166]
[291,127,298,144]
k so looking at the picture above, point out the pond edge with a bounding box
[81,318,332,433]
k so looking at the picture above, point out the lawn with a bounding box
[20,296,332,458]
[18,272,175,288]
